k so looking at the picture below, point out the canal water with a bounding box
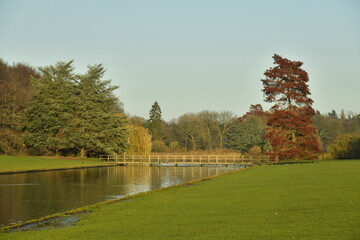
[0,165,237,227]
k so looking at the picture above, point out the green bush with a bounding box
[151,140,170,153]
[328,134,360,159]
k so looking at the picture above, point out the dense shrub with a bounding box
[151,140,170,153]
[328,134,360,159]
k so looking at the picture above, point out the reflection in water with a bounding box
[0,165,236,227]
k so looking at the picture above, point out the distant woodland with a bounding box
[0,57,359,159]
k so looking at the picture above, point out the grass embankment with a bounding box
[2,160,360,239]
[0,156,110,173]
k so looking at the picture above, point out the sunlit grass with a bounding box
[0,155,108,173]
[1,160,359,239]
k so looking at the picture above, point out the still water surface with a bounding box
[0,165,236,226]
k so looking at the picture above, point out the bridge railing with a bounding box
[98,154,273,164]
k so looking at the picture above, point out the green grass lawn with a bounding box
[1,160,359,239]
[0,155,109,173]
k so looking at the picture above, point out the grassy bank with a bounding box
[1,160,360,239]
[0,156,110,173]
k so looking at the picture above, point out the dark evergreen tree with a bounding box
[225,115,266,153]
[147,101,163,140]
[328,109,339,119]
[23,61,76,155]
[72,64,127,157]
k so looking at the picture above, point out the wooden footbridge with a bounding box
[98,154,274,166]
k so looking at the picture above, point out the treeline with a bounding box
[0,58,359,159]
[313,110,360,158]
[141,103,267,154]
[141,102,360,159]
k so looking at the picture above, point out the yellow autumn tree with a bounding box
[126,124,152,155]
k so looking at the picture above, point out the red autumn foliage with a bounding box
[261,54,321,160]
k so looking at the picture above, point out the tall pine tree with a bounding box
[147,101,163,141]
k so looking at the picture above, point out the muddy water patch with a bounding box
[8,213,85,232]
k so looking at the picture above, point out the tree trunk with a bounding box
[80,148,86,158]
[191,135,196,151]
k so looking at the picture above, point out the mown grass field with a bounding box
[1,160,359,239]
[0,155,109,173]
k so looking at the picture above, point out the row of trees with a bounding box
[140,101,359,159]
[140,103,267,154]
[1,56,359,159]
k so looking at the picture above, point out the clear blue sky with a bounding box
[1,0,359,120]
